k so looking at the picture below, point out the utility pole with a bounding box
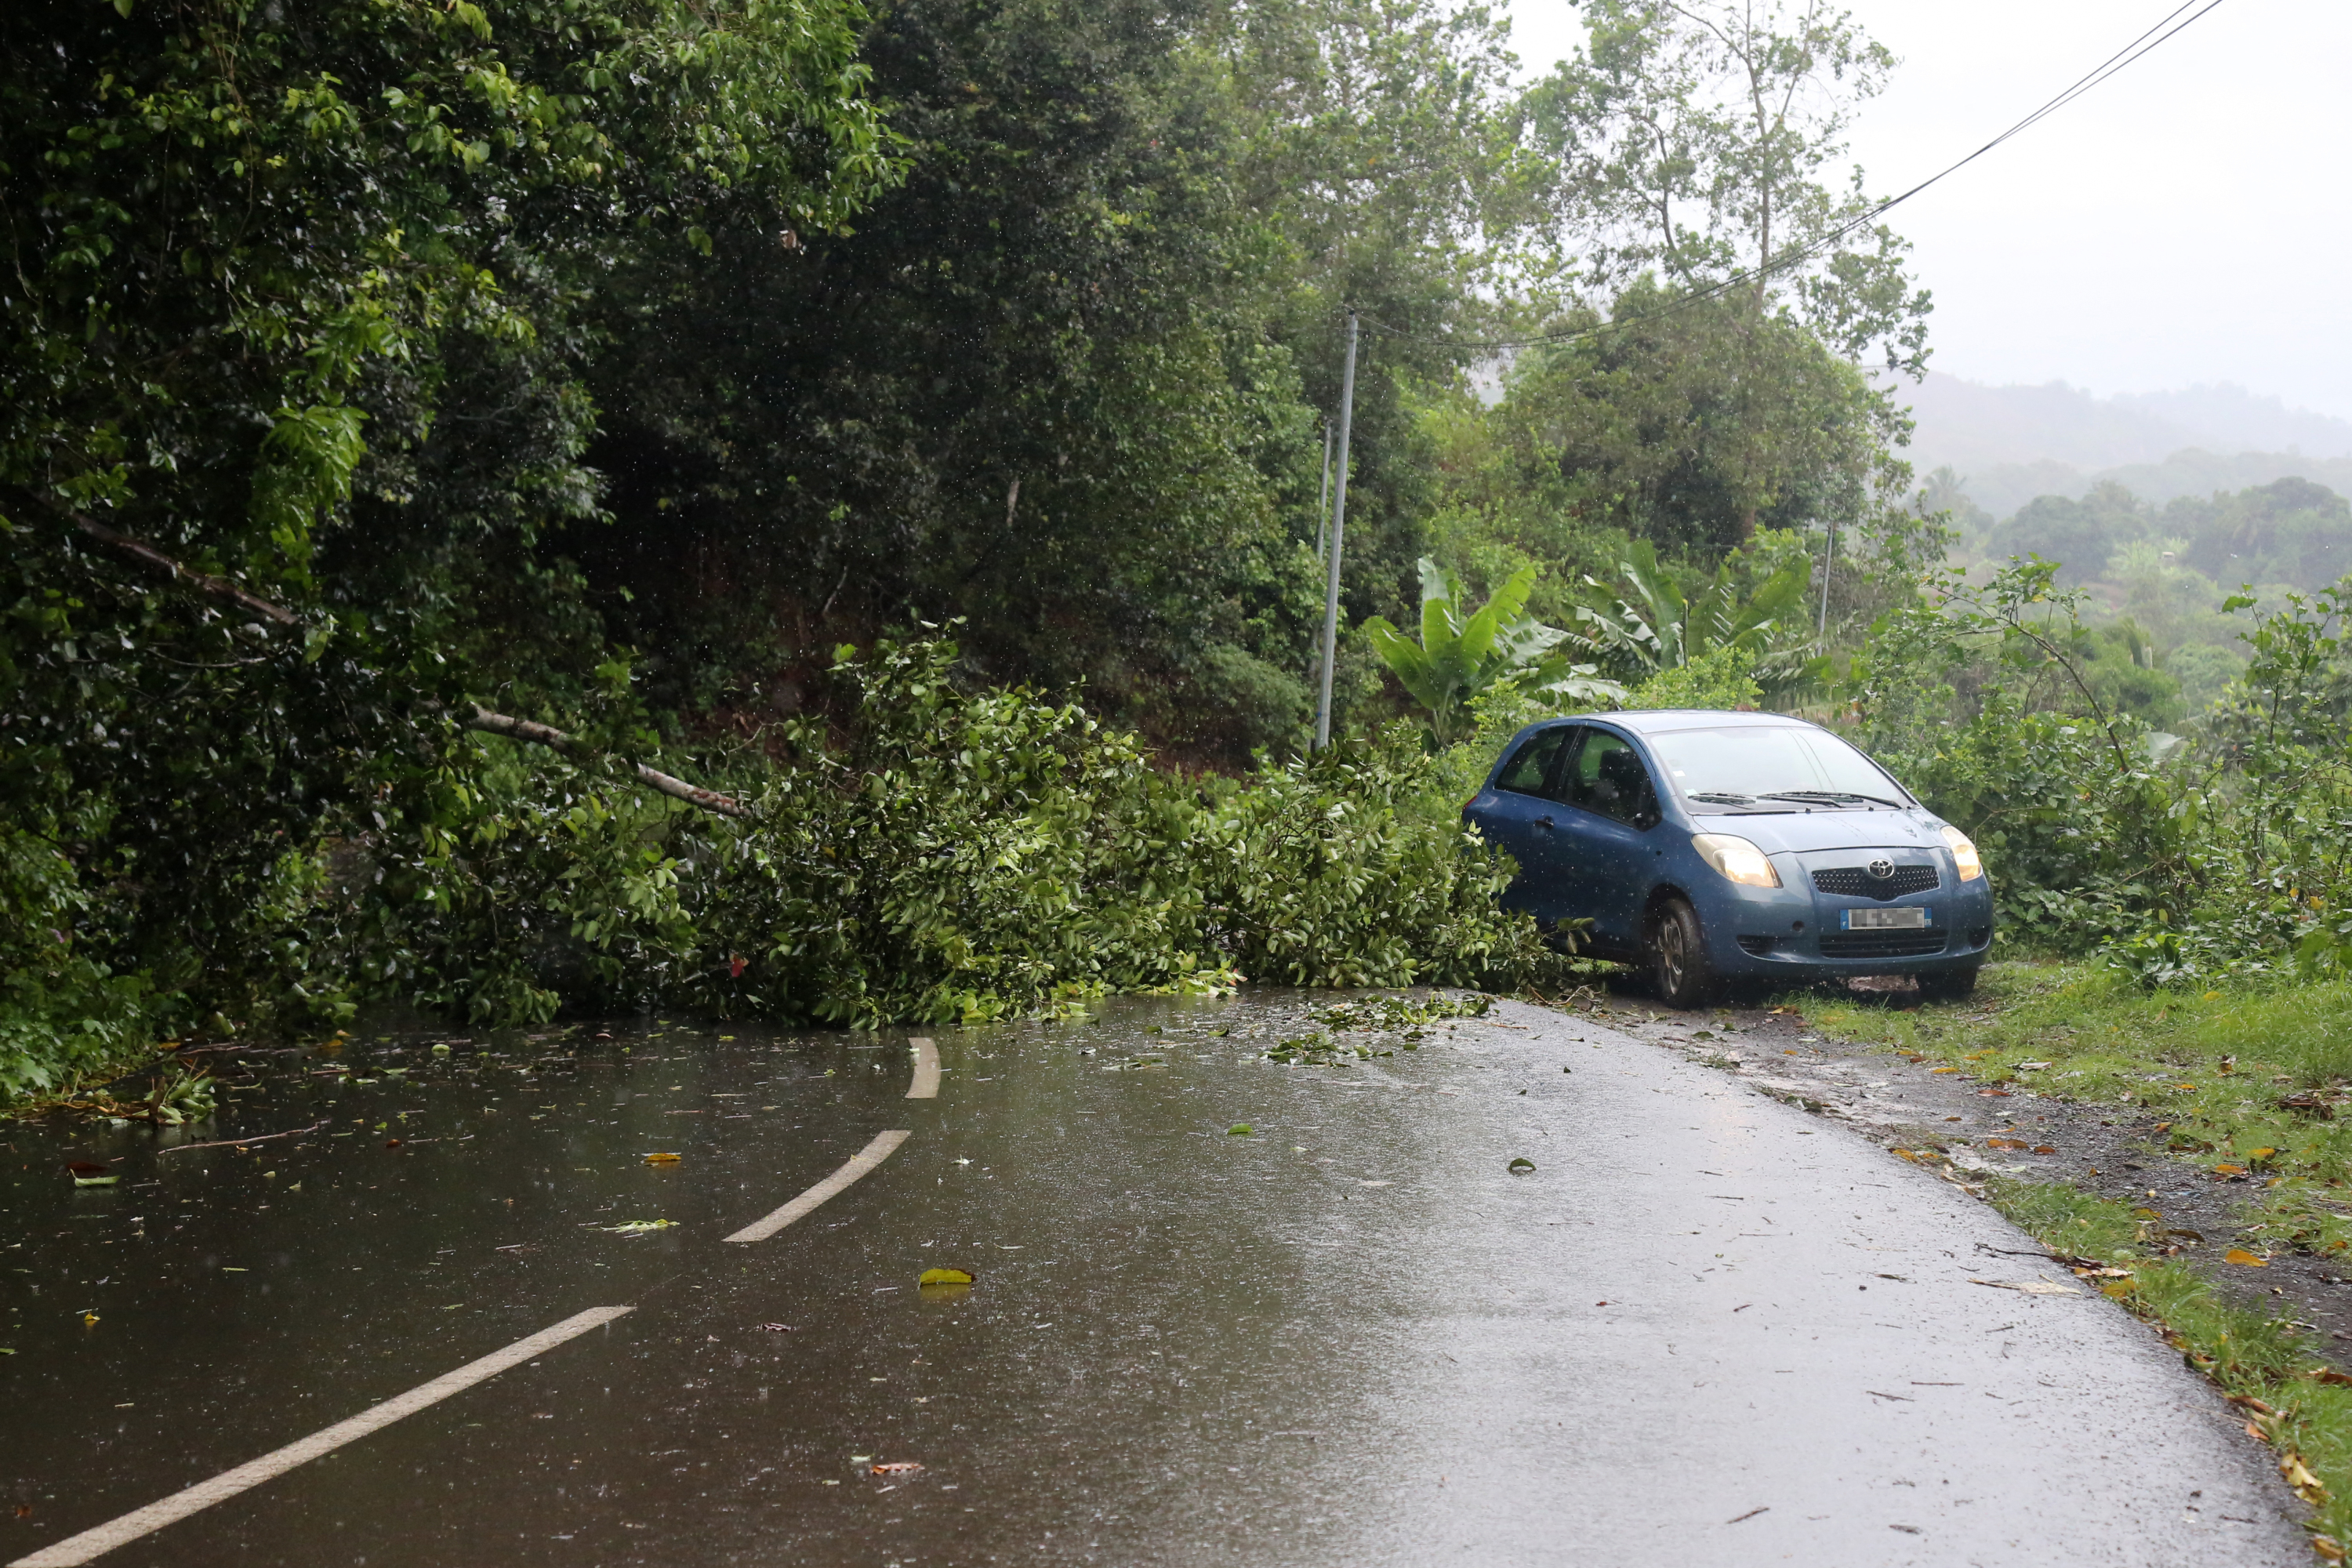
[1314,310,1359,750]
[1817,517,1835,645]
[1315,419,1333,565]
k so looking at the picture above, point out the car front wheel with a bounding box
[1646,895,1719,1010]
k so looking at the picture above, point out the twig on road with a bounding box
[157,1120,328,1155]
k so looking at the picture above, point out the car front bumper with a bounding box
[1699,855,1995,978]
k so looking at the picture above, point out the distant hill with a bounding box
[1895,373,2352,520]
[2113,386,2352,461]
[1960,451,2352,521]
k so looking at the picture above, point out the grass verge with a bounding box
[1806,960,2352,1255]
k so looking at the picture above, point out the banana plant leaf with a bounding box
[1364,557,1624,744]
[1574,540,1814,688]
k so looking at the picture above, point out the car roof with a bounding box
[1545,709,1821,738]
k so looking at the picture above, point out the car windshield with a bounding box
[1646,725,1909,812]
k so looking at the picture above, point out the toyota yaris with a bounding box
[1463,710,1993,1007]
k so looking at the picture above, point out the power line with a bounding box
[1359,0,2231,354]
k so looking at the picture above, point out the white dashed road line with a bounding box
[723,1129,912,1243]
[908,1036,940,1099]
[10,1306,633,1567]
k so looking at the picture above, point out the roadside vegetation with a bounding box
[10,0,2352,1193]
[1817,964,2352,1198]
[1,0,1937,1096]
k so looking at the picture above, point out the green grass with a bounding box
[1802,961,2352,1255]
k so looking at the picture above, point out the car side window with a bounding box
[1495,728,1572,796]
[1566,731,1661,829]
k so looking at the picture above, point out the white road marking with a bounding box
[907,1036,940,1099]
[724,1130,911,1243]
[9,1307,631,1567]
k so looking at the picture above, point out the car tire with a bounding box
[1917,966,1980,1003]
[1646,896,1719,1010]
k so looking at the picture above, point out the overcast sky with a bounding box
[1503,1,2352,419]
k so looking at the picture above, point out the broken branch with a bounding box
[60,506,300,627]
[459,705,747,819]
[34,500,749,820]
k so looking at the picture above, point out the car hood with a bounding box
[1697,808,1947,856]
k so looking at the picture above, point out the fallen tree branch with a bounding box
[58,506,300,627]
[33,499,749,821]
[459,704,748,818]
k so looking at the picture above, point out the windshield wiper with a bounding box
[1760,789,1907,809]
[1683,789,1799,815]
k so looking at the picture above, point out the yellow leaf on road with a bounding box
[2224,1248,2268,1267]
[919,1268,975,1287]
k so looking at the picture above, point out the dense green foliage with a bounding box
[325,634,1568,1029]
[1573,536,1814,687]
[575,0,1534,752]
[4,0,1974,1098]
[1363,557,1622,744]
[1842,557,2352,978]
[2,0,895,1093]
[1980,477,2352,597]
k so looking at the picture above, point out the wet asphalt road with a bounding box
[0,994,2310,1566]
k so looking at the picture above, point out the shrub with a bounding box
[319,636,1565,1034]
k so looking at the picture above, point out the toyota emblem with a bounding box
[1867,857,1896,880]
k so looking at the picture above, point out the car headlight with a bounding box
[1940,824,1984,881]
[1692,833,1780,888]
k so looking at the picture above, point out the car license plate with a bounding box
[1843,906,1930,931]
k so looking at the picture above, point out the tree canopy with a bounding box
[2,0,1943,1087]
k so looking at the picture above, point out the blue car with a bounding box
[1463,710,1994,1007]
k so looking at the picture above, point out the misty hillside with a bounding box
[1898,372,2352,518]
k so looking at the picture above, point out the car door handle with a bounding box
[1534,816,1555,829]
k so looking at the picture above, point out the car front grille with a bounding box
[1812,864,1940,900]
[1818,930,1949,959]
[1737,935,1778,956]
